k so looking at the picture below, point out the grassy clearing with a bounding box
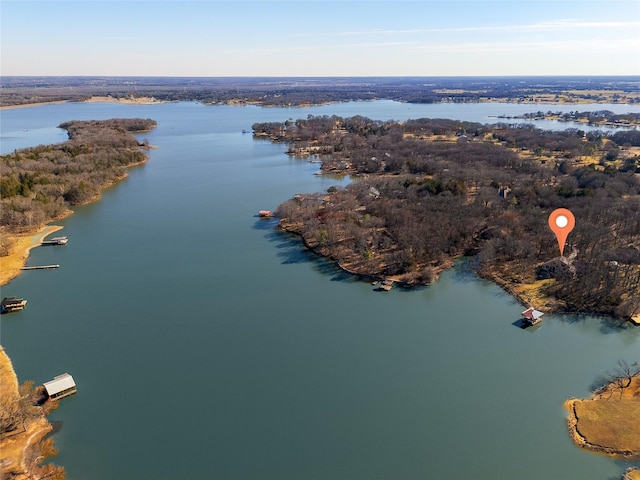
[566,375,640,459]
[507,278,558,310]
[625,468,640,480]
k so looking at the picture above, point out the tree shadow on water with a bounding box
[450,257,477,284]
[50,421,63,434]
[313,260,356,283]
[251,217,279,231]
[264,230,314,266]
[558,313,637,335]
[263,228,361,284]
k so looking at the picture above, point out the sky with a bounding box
[1,0,639,77]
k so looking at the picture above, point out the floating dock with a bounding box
[21,264,60,270]
[1,297,27,314]
[41,236,68,246]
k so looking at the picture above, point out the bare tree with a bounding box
[607,359,640,397]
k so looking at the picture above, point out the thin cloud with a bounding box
[217,41,417,55]
[410,38,640,53]
[100,36,138,41]
[295,19,640,37]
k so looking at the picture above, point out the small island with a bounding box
[253,115,640,322]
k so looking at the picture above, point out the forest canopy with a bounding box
[0,118,156,238]
[253,115,640,320]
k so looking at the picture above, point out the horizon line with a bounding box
[3,74,640,79]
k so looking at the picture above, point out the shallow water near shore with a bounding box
[1,100,639,479]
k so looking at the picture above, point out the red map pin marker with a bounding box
[548,208,575,257]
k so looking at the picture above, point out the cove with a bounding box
[1,101,639,479]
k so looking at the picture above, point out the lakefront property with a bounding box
[1,78,639,480]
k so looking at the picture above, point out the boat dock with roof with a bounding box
[41,236,68,245]
[43,373,77,401]
[521,307,544,326]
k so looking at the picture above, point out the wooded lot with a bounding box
[254,115,640,319]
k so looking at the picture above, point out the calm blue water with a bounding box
[1,100,639,479]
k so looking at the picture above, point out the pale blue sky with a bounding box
[1,0,639,76]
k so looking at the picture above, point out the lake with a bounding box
[1,100,639,479]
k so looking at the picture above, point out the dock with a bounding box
[21,264,60,270]
[43,373,77,401]
[41,236,68,246]
[521,307,544,326]
[1,297,27,314]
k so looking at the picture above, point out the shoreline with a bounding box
[279,222,639,324]
[0,347,61,479]
[0,225,66,286]
[82,95,168,106]
[0,100,71,111]
[1,118,155,287]
[564,374,640,461]
[2,95,638,111]
[0,162,145,287]
[0,96,167,111]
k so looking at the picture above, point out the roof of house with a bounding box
[522,307,544,320]
[44,373,76,395]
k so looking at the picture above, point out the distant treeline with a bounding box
[0,118,156,239]
[2,76,639,107]
[254,115,640,319]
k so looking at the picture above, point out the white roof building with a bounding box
[44,373,77,400]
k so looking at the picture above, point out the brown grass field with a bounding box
[566,375,640,460]
[626,468,640,480]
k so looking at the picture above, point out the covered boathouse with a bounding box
[521,307,544,326]
[44,373,77,400]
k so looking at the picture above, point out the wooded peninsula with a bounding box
[0,118,156,283]
[253,115,640,322]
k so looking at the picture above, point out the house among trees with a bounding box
[536,257,571,280]
[43,373,77,400]
[521,307,544,326]
[498,186,511,199]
